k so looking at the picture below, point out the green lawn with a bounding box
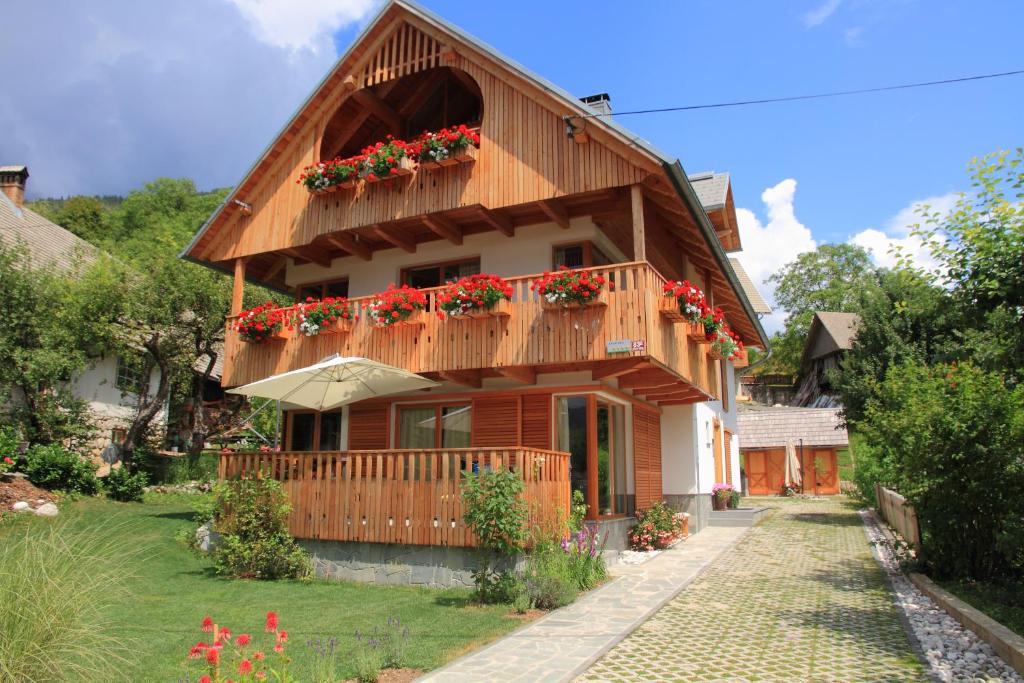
[9,493,523,682]
[939,577,1024,638]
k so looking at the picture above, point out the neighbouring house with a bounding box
[792,311,860,408]
[737,405,848,495]
[181,0,769,584]
[0,165,167,458]
[738,374,796,406]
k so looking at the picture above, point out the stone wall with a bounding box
[665,493,712,533]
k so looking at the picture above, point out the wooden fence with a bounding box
[875,483,921,547]
[219,447,571,548]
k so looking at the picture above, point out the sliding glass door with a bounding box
[557,395,628,518]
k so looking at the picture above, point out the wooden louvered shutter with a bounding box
[520,394,552,450]
[633,408,663,509]
[471,397,519,447]
[348,403,389,450]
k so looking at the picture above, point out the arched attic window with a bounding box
[320,67,483,162]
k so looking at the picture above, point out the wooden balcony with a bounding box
[223,262,722,401]
[218,447,570,548]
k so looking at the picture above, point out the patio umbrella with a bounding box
[226,355,439,410]
[785,439,803,487]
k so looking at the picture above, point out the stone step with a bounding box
[707,507,772,527]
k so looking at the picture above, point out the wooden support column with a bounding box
[231,257,248,315]
[631,184,646,262]
[586,394,599,519]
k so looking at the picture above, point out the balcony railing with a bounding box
[223,261,720,397]
[219,447,570,548]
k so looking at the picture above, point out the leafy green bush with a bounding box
[860,361,1024,579]
[0,516,132,680]
[138,450,218,484]
[103,466,148,502]
[209,475,312,580]
[628,501,687,551]
[461,467,528,602]
[523,545,578,610]
[21,444,100,495]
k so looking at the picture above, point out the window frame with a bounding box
[284,410,344,451]
[551,240,611,270]
[398,257,481,290]
[115,356,149,396]
[394,401,472,450]
[293,277,350,303]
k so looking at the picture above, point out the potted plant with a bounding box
[709,326,744,361]
[531,266,612,309]
[361,137,414,182]
[367,284,427,327]
[712,483,735,511]
[437,274,513,319]
[235,302,289,343]
[660,279,714,340]
[294,296,356,336]
[297,156,360,193]
[415,124,480,169]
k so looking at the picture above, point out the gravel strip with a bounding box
[861,510,1022,683]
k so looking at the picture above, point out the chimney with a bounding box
[0,166,29,209]
[580,93,612,117]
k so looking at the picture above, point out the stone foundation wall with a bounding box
[300,540,524,588]
[664,493,712,533]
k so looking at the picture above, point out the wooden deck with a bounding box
[222,261,721,400]
[219,447,570,548]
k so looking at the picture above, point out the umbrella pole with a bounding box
[274,400,281,449]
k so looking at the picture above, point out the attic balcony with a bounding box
[222,261,744,405]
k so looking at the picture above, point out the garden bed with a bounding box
[0,476,56,511]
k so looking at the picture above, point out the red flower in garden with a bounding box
[236,633,251,647]
[276,630,288,643]
[265,612,278,632]
[201,616,214,632]
[239,659,253,675]
[199,677,211,683]
[3,456,12,465]
[253,651,265,661]
[274,644,284,654]
[205,646,220,666]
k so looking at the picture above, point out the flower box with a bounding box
[462,298,511,318]
[317,318,354,335]
[658,295,688,322]
[708,347,726,361]
[686,323,706,342]
[315,180,355,195]
[541,288,607,310]
[438,145,477,167]
[394,309,426,327]
[365,156,415,182]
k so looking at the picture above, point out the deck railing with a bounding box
[223,261,719,398]
[219,447,571,548]
[874,483,921,548]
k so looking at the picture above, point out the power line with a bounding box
[570,69,1024,118]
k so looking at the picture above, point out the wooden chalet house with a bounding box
[182,0,769,578]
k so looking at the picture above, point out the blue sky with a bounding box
[1,1,1020,329]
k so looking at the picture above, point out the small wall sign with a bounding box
[632,339,647,353]
[606,339,632,354]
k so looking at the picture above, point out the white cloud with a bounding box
[844,26,864,45]
[733,179,818,333]
[849,193,959,271]
[802,0,842,28]
[227,0,380,53]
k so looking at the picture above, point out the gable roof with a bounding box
[0,191,97,271]
[729,258,771,314]
[180,0,769,349]
[737,405,848,448]
[688,171,730,211]
[801,311,861,367]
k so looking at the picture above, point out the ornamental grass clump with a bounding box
[208,475,312,580]
[235,302,289,343]
[295,296,355,336]
[184,611,293,683]
[530,266,612,307]
[367,284,427,327]
[628,501,687,551]
[436,273,512,318]
[0,516,133,681]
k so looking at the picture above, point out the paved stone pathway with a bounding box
[580,497,926,682]
[420,524,749,682]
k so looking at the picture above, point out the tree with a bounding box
[52,196,107,243]
[763,243,878,374]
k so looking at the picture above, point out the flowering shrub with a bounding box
[561,524,606,590]
[415,124,480,164]
[702,306,727,339]
[0,455,13,475]
[662,279,713,325]
[361,137,411,180]
[530,266,612,307]
[185,611,293,683]
[437,274,512,318]
[628,501,688,551]
[710,326,744,361]
[294,296,355,336]
[367,284,427,327]
[712,483,735,501]
[297,156,360,192]
[235,302,289,343]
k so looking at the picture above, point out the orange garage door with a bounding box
[743,449,786,495]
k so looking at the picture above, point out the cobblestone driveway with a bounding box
[580,497,926,683]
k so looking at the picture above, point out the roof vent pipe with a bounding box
[579,93,612,117]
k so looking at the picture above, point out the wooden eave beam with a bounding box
[371,224,416,253]
[422,214,463,245]
[644,389,704,402]
[618,374,685,391]
[497,367,536,384]
[396,69,447,117]
[477,207,514,237]
[283,246,332,268]
[352,89,402,132]
[321,232,372,261]
[439,370,482,388]
[538,199,571,230]
[657,397,705,406]
[263,255,287,282]
[591,359,649,380]
[325,110,371,159]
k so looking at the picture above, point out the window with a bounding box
[285,410,343,451]
[553,241,611,269]
[400,259,479,289]
[115,356,149,395]
[556,395,628,518]
[295,279,349,303]
[396,403,471,449]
